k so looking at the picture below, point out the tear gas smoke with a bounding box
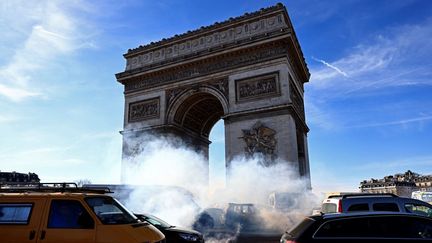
[121,134,321,241]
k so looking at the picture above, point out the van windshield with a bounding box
[85,196,138,225]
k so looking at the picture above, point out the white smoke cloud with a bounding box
[119,134,321,241]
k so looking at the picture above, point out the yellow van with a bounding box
[0,183,165,243]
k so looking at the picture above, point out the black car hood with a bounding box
[165,226,201,235]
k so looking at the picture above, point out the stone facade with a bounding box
[360,170,432,197]
[116,3,310,184]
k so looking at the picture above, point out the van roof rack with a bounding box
[0,182,112,194]
[328,193,398,199]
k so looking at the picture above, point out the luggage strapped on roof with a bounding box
[0,182,112,194]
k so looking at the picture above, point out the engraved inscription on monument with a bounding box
[236,72,280,102]
[128,98,160,122]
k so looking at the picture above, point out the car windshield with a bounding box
[144,214,172,229]
[85,196,138,225]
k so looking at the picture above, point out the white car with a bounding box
[320,193,432,218]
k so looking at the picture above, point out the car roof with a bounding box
[340,196,430,204]
[0,192,111,198]
[320,211,429,220]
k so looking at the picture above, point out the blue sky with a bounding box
[0,0,431,192]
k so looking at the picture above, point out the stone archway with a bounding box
[166,85,228,157]
[116,3,311,185]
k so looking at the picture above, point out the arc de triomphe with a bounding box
[116,3,311,183]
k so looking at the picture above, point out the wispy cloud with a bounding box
[0,1,95,102]
[312,57,348,77]
[353,155,432,174]
[305,99,339,130]
[348,115,432,129]
[0,114,18,123]
[309,19,432,93]
[307,18,432,130]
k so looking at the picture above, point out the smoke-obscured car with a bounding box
[280,212,432,242]
[193,203,262,233]
[224,203,262,231]
[135,213,204,243]
[194,203,284,242]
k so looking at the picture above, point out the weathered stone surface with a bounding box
[117,3,311,185]
[128,98,160,122]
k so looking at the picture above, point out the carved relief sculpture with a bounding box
[239,121,277,166]
[128,98,160,122]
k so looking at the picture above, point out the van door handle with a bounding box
[29,230,36,240]
[40,230,46,240]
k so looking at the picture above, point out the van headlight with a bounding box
[179,233,199,241]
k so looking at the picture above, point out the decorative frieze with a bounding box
[125,42,288,93]
[239,121,277,166]
[290,76,305,121]
[128,98,160,122]
[125,14,287,70]
[236,72,280,102]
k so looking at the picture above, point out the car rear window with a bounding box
[372,203,399,212]
[347,203,369,212]
[287,218,315,238]
[321,203,337,213]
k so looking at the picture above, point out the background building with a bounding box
[360,170,432,197]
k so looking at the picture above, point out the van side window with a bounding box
[347,203,369,211]
[0,203,32,224]
[48,200,94,229]
[372,203,399,212]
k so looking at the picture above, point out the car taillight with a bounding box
[338,199,343,212]
[284,240,299,243]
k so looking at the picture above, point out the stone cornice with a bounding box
[121,41,290,94]
[117,3,310,82]
[116,30,289,80]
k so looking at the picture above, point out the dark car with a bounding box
[193,203,281,242]
[224,203,262,231]
[194,203,262,232]
[135,213,204,243]
[281,212,432,242]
